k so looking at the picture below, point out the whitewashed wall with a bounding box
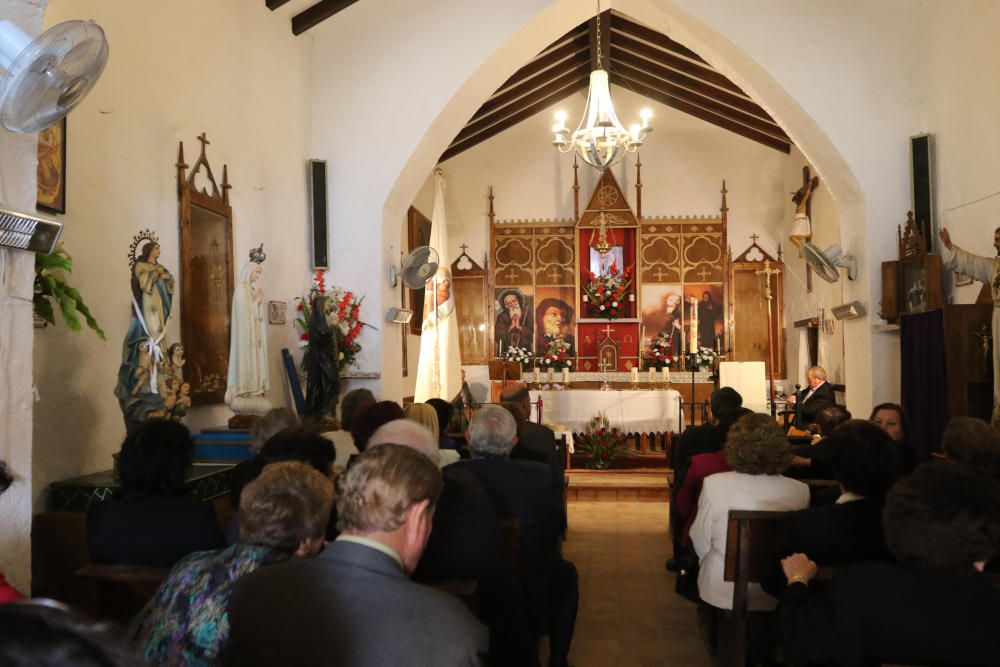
[0,0,46,598]
[34,1,313,507]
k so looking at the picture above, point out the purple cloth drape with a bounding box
[900,309,947,460]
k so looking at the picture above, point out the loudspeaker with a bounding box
[910,134,933,245]
[309,159,329,269]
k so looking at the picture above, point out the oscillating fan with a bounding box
[0,19,108,254]
[389,245,440,289]
[0,19,108,133]
[801,242,857,283]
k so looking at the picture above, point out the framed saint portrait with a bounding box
[37,117,67,214]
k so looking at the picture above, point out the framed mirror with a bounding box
[177,133,235,405]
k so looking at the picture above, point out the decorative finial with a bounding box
[249,243,266,264]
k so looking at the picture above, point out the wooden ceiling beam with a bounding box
[495,31,589,92]
[266,0,293,9]
[291,0,360,35]
[613,32,744,95]
[452,67,589,145]
[612,60,790,142]
[440,79,589,163]
[612,49,774,122]
[610,13,707,65]
[609,73,790,153]
[475,59,591,119]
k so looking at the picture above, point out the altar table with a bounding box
[529,389,684,436]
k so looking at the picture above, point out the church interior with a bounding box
[1,1,1000,665]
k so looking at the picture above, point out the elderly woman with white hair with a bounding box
[368,418,460,467]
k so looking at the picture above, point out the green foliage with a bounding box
[34,246,106,340]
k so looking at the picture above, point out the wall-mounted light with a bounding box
[831,301,865,320]
[386,307,413,324]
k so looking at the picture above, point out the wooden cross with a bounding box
[602,325,616,339]
[197,132,210,154]
[697,266,712,281]
[547,267,561,282]
[459,243,469,255]
[750,233,760,246]
[503,267,519,281]
[653,267,668,282]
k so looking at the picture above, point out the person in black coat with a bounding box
[229,407,300,509]
[87,420,225,567]
[452,405,578,667]
[790,365,836,431]
[778,462,1000,666]
[786,404,852,481]
[763,420,902,596]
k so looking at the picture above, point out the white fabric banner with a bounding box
[414,171,462,402]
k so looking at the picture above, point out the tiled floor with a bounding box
[563,501,713,667]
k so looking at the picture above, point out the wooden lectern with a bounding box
[488,360,522,402]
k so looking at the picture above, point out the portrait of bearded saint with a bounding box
[495,288,533,351]
[535,297,576,356]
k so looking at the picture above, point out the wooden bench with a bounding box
[75,563,170,625]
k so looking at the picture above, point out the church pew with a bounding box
[75,563,170,625]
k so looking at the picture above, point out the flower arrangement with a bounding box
[581,264,634,320]
[691,347,718,370]
[295,270,371,369]
[645,334,675,369]
[540,335,573,370]
[575,412,627,470]
[502,345,533,369]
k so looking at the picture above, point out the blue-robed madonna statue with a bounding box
[115,232,188,430]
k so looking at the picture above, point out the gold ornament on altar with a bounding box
[590,210,616,258]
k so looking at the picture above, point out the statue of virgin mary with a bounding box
[225,244,272,415]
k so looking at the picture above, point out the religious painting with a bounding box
[186,205,232,396]
[684,284,724,352]
[36,117,66,214]
[534,286,576,357]
[407,206,432,335]
[268,300,287,325]
[494,287,534,356]
[902,263,928,313]
[641,284,683,359]
[588,245,625,276]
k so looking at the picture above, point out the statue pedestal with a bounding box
[228,414,260,429]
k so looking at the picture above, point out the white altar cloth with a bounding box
[529,389,684,436]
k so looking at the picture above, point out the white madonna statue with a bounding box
[225,244,272,416]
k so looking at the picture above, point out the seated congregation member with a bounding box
[762,420,902,596]
[87,420,225,567]
[778,462,1000,666]
[786,404,852,480]
[499,385,562,474]
[0,460,25,602]
[426,397,460,451]
[368,419,535,667]
[227,428,337,543]
[324,388,373,468]
[453,405,578,667]
[226,444,487,667]
[690,413,809,611]
[132,462,333,667]
[870,401,918,473]
[349,399,404,452]
[0,602,135,667]
[788,365,835,432]
[941,416,1000,479]
[229,407,299,508]
[404,403,460,466]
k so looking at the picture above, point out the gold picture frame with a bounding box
[37,117,67,214]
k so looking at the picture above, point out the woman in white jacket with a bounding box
[691,412,809,610]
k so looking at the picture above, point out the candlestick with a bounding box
[533,367,540,383]
[561,367,570,385]
[631,367,638,382]
[648,367,655,384]
[662,367,669,384]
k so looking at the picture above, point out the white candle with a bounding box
[562,367,570,384]
[662,367,669,383]
[631,367,638,382]
[648,367,655,383]
[534,367,540,383]
[629,293,635,302]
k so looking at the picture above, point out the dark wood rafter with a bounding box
[266,0,292,9]
[612,61,790,143]
[610,73,789,152]
[440,78,588,162]
[291,0,360,35]
[439,10,794,161]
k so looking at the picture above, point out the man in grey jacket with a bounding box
[225,444,488,667]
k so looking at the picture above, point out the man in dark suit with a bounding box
[453,405,578,667]
[778,462,1000,666]
[790,365,836,431]
[226,444,487,667]
[786,403,852,481]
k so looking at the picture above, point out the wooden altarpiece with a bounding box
[728,237,786,379]
[176,133,235,405]
[451,245,489,364]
